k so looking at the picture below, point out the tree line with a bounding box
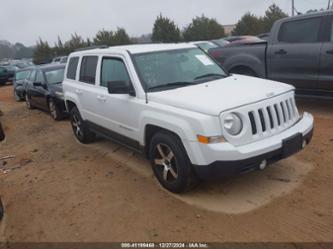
[33,4,288,64]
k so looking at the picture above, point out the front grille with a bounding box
[248,97,298,136]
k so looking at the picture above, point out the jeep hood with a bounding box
[148,74,294,116]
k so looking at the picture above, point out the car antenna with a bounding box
[145,87,148,104]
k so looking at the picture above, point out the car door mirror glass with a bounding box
[33,81,45,88]
[107,81,135,96]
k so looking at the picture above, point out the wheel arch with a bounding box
[143,124,194,163]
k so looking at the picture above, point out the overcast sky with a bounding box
[0,0,330,46]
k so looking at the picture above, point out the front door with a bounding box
[94,56,141,142]
[267,16,323,90]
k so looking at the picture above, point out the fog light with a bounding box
[302,140,307,149]
[259,160,267,170]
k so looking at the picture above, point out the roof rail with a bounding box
[75,45,108,52]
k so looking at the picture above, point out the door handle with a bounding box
[97,95,106,102]
[326,49,333,54]
[75,89,83,95]
[275,49,287,55]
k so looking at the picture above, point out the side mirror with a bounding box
[107,81,135,96]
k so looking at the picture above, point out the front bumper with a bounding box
[190,112,314,180]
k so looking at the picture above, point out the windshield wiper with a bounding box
[147,81,197,91]
[194,73,225,80]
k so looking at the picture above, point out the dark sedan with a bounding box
[0,66,10,85]
[25,64,66,120]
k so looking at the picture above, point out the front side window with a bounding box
[133,48,227,92]
[79,56,98,84]
[45,68,65,85]
[67,57,79,80]
[100,58,130,87]
[278,17,321,43]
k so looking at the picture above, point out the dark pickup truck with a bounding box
[209,10,333,97]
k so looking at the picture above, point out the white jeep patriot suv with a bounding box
[63,44,314,193]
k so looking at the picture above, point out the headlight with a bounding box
[223,113,243,136]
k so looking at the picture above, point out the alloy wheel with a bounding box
[25,95,31,109]
[154,143,178,183]
[72,113,83,139]
[49,101,57,119]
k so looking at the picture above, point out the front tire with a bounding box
[69,107,95,144]
[149,131,197,193]
[48,99,62,121]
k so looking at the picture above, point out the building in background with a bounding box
[223,24,236,36]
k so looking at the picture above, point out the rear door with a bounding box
[30,70,48,109]
[318,14,333,92]
[267,16,323,90]
[76,55,101,124]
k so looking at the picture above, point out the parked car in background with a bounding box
[224,35,264,44]
[63,44,313,193]
[0,66,10,85]
[209,10,333,98]
[190,41,219,52]
[211,38,230,47]
[25,64,66,120]
[52,56,68,64]
[0,109,4,141]
[13,67,34,101]
[257,33,270,40]
[3,65,18,82]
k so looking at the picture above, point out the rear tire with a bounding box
[149,131,197,193]
[48,99,62,121]
[14,90,22,102]
[25,94,34,109]
[69,107,95,144]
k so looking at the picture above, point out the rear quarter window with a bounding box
[67,57,79,80]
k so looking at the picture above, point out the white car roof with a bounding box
[70,43,197,56]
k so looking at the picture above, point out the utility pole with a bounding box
[292,0,295,16]
[328,0,332,9]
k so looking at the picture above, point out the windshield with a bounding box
[15,70,30,80]
[133,48,227,92]
[45,68,65,84]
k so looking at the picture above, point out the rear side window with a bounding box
[36,71,44,83]
[278,17,321,43]
[100,58,130,87]
[67,57,79,80]
[79,56,98,84]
